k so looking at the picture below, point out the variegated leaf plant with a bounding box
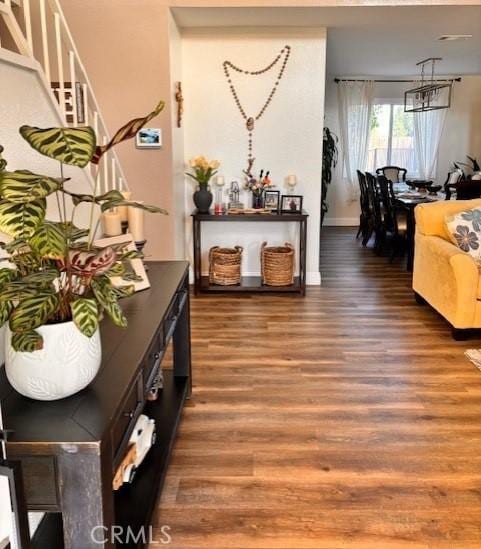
[0,100,167,352]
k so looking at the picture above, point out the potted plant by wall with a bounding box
[321,127,338,226]
[186,156,219,213]
[0,101,167,401]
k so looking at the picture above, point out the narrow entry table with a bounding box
[192,210,308,295]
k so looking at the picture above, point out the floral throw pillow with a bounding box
[445,208,481,263]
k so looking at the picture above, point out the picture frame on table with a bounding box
[136,127,162,148]
[281,194,303,213]
[264,190,280,212]
[94,233,150,292]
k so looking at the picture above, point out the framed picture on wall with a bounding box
[264,190,280,212]
[281,194,303,213]
[136,128,162,149]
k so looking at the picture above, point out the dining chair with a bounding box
[444,169,464,200]
[365,172,384,253]
[376,166,407,183]
[356,170,372,245]
[377,175,408,262]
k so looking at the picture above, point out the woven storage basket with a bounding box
[261,242,294,286]
[209,246,243,286]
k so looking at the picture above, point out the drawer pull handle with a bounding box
[124,411,134,419]
[154,352,160,360]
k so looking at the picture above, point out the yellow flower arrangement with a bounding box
[186,156,220,188]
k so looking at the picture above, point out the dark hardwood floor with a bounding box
[153,227,481,548]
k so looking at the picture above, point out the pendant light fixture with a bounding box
[404,58,453,113]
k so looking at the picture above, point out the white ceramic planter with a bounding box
[5,321,101,401]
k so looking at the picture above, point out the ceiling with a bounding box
[172,5,481,75]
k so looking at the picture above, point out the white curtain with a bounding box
[413,109,447,180]
[337,80,375,200]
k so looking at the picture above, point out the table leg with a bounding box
[57,448,115,549]
[173,279,192,397]
[300,218,307,296]
[193,218,201,295]
[406,207,415,272]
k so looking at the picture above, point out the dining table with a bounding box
[393,183,445,271]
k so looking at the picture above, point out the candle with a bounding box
[128,206,145,241]
[117,191,132,222]
[215,175,225,186]
[102,209,122,236]
[287,174,297,187]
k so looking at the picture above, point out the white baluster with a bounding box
[39,0,51,83]
[23,0,33,53]
[68,50,78,126]
[54,13,66,122]
[82,83,89,125]
[103,138,109,194]
[111,158,116,191]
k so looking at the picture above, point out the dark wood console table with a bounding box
[192,210,308,295]
[0,262,191,548]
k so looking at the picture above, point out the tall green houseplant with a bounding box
[0,100,166,352]
[321,127,338,226]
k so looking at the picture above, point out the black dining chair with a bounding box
[444,170,464,200]
[365,172,385,253]
[376,166,407,183]
[356,170,372,245]
[377,175,408,262]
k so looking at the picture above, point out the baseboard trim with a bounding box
[323,217,358,227]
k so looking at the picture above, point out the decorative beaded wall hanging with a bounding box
[222,45,291,175]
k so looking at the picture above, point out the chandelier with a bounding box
[404,58,453,113]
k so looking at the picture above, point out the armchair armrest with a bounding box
[413,234,479,328]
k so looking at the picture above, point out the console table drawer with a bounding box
[143,332,163,393]
[111,376,143,460]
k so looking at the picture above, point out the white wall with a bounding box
[182,28,326,284]
[323,75,481,225]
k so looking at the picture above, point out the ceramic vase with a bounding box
[5,321,102,401]
[193,186,213,213]
[252,192,264,209]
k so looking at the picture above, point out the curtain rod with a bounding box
[334,77,462,83]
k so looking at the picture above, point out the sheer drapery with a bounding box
[337,80,375,200]
[413,108,447,180]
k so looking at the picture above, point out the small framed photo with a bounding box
[94,233,150,292]
[281,194,303,213]
[264,190,280,212]
[136,128,162,148]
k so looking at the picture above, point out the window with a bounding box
[366,101,418,177]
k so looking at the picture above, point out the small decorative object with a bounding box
[209,246,243,286]
[228,181,243,209]
[175,81,184,128]
[214,175,225,214]
[286,174,297,190]
[0,99,166,401]
[136,128,162,148]
[244,169,273,209]
[102,208,122,236]
[261,242,294,286]
[127,204,145,241]
[281,194,303,213]
[117,190,132,226]
[264,190,280,212]
[95,234,150,292]
[186,156,220,213]
[454,156,481,179]
[113,414,156,490]
[321,127,338,225]
[223,45,291,169]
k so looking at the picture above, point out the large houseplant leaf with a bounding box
[0,299,13,325]
[30,222,67,259]
[0,171,64,203]
[9,292,59,332]
[19,126,96,168]
[71,298,99,337]
[100,199,167,215]
[0,198,46,238]
[0,267,17,288]
[11,330,43,352]
[91,277,127,327]
[92,100,165,164]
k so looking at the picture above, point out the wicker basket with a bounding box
[209,246,243,286]
[261,242,294,286]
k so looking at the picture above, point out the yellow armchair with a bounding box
[413,199,481,339]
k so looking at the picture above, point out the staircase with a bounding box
[0,0,129,195]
